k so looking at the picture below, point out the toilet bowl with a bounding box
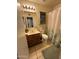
[42,34,48,43]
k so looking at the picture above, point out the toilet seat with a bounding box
[42,34,48,40]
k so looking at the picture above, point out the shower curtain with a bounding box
[47,4,61,42]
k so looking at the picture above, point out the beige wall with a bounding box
[20,1,53,30]
[17,8,29,59]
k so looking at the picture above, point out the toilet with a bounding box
[42,34,48,43]
[38,26,48,43]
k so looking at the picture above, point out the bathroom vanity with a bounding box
[25,28,42,47]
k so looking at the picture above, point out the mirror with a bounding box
[26,17,33,28]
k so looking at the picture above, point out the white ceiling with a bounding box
[18,0,60,7]
[29,0,60,7]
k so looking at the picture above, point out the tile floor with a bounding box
[29,41,53,59]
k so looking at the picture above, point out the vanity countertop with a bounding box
[25,28,40,35]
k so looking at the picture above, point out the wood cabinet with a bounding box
[26,33,42,47]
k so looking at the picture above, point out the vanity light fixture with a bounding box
[23,4,36,12]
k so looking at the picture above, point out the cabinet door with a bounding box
[26,33,42,47]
